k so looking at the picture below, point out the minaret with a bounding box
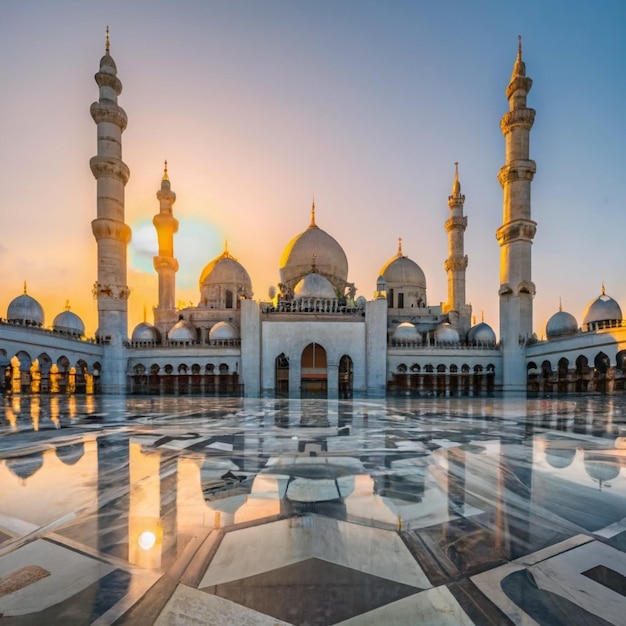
[443,162,471,335]
[496,37,537,392]
[90,28,131,344]
[153,161,179,336]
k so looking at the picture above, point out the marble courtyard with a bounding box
[1,394,625,624]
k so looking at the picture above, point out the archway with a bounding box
[339,355,353,398]
[301,343,327,397]
[594,352,611,393]
[575,355,589,392]
[275,353,289,396]
[557,357,569,393]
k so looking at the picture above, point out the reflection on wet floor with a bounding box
[0,394,625,625]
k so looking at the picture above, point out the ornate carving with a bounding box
[94,71,122,95]
[153,256,179,272]
[90,156,130,185]
[90,101,127,130]
[92,281,130,300]
[506,75,532,100]
[445,216,467,232]
[91,218,132,243]
[495,220,537,246]
[497,161,536,187]
[500,108,535,134]
[444,256,468,272]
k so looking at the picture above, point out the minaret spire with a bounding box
[153,161,179,337]
[496,38,537,392]
[90,29,131,350]
[444,162,470,334]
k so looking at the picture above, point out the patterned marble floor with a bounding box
[0,394,625,625]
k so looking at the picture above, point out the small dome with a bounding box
[279,205,348,294]
[435,323,459,344]
[168,319,196,342]
[392,322,422,343]
[7,289,44,327]
[582,288,622,328]
[209,321,237,341]
[53,309,85,337]
[199,249,253,307]
[294,273,337,299]
[380,254,426,289]
[131,322,160,343]
[546,309,578,340]
[467,322,496,345]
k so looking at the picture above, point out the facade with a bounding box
[2,39,626,397]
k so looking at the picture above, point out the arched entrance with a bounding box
[301,343,327,397]
[339,355,353,398]
[275,353,289,396]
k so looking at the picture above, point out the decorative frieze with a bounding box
[495,220,537,246]
[89,156,130,185]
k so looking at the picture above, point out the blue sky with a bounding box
[1,0,625,336]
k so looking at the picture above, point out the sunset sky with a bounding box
[1,1,625,338]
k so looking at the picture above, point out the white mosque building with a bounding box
[1,38,626,397]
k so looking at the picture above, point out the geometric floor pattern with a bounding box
[1,394,625,624]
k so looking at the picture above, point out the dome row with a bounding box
[392,320,497,345]
[546,289,623,340]
[131,319,237,343]
[6,292,85,337]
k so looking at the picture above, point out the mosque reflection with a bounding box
[1,395,625,623]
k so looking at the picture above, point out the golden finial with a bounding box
[311,253,317,271]
[105,26,110,55]
[559,296,562,312]
[601,282,606,296]
[472,314,476,326]
[397,237,403,256]
[452,161,461,195]
[481,310,485,323]
[23,280,27,295]
[310,197,316,227]
[163,159,169,181]
[224,239,229,256]
[65,300,71,311]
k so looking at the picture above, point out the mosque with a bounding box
[1,37,626,397]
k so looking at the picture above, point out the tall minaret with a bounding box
[443,162,471,335]
[90,28,131,345]
[153,161,179,336]
[496,37,537,392]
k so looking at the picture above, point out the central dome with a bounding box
[279,204,348,294]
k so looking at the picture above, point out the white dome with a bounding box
[582,289,622,327]
[7,291,44,327]
[168,319,196,342]
[435,323,460,344]
[380,254,426,290]
[279,207,348,293]
[392,322,422,343]
[131,322,160,343]
[209,321,237,340]
[467,322,496,345]
[546,310,578,340]
[294,273,337,299]
[199,249,253,306]
[53,309,85,337]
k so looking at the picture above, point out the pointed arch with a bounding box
[301,343,327,397]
